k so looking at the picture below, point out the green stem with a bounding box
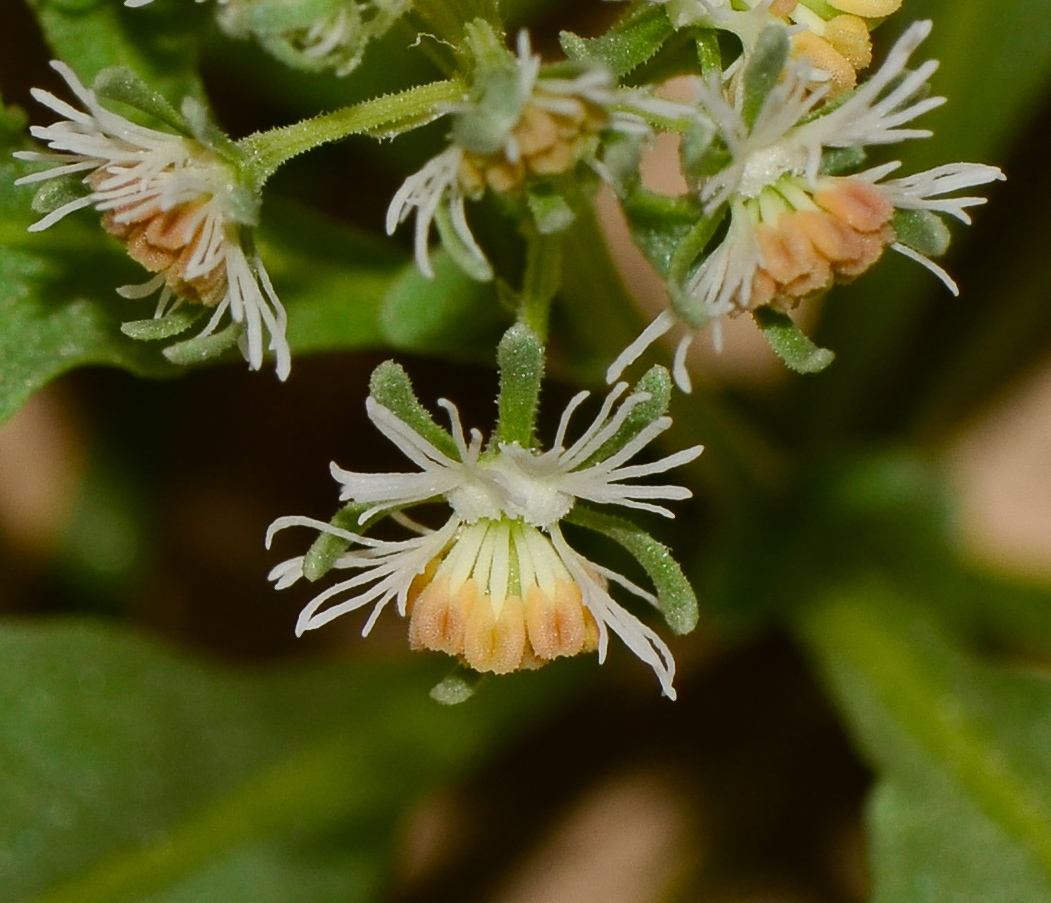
[237,79,467,184]
[519,228,562,343]
[557,197,784,504]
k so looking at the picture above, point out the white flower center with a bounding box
[738,143,807,199]
[446,448,574,528]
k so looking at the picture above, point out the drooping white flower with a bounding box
[387,29,696,278]
[15,61,290,380]
[609,20,1004,391]
[267,375,702,698]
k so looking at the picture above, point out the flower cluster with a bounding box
[268,349,701,698]
[609,20,1004,390]
[387,28,694,279]
[125,0,409,77]
[14,62,290,379]
[654,0,903,93]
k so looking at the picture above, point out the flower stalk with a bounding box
[237,78,468,185]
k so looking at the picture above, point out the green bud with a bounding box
[496,323,545,447]
[430,665,487,704]
[30,176,86,216]
[451,66,523,156]
[526,188,576,236]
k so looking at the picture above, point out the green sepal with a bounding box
[434,203,494,282]
[302,502,374,582]
[586,364,672,466]
[451,67,521,156]
[121,308,203,341]
[430,664,488,705]
[496,323,545,448]
[679,118,724,182]
[368,360,460,460]
[753,306,835,373]
[92,66,189,136]
[162,321,241,366]
[526,187,576,236]
[29,176,87,216]
[820,144,867,177]
[559,4,675,78]
[893,208,952,259]
[695,31,722,79]
[180,96,242,163]
[566,505,699,636]
[741,26,789,129]
[452,19,519,152]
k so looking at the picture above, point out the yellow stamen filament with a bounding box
[96,177,228,308]
[407,520,600,674]
[457,94,609,196]
[826,0,902,17]
[824,15,873,70]
[743,178,894,313]
[793,31,859,94]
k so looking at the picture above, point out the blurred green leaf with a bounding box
[801,588,1051,903]
[24,0,207,100]
[0,620,566,903]
[379,251,507,359]
[559,4,674,78]
[0,179,403,425]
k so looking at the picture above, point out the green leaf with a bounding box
[24,0,207,101]
[0,620,567,903]
[559,4,675,78]
[260,200,401,356]
[801,588,1051,903]
[620,185,709,280]
[0,188,400,426]
[753,306,835,374]
[379,251,508,359]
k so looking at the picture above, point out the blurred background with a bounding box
[2,1,1050,901]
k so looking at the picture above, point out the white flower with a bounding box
[267,378,703,698]
[387,30,696,278]
[609,20,1004,391]
[14,61,290,380]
